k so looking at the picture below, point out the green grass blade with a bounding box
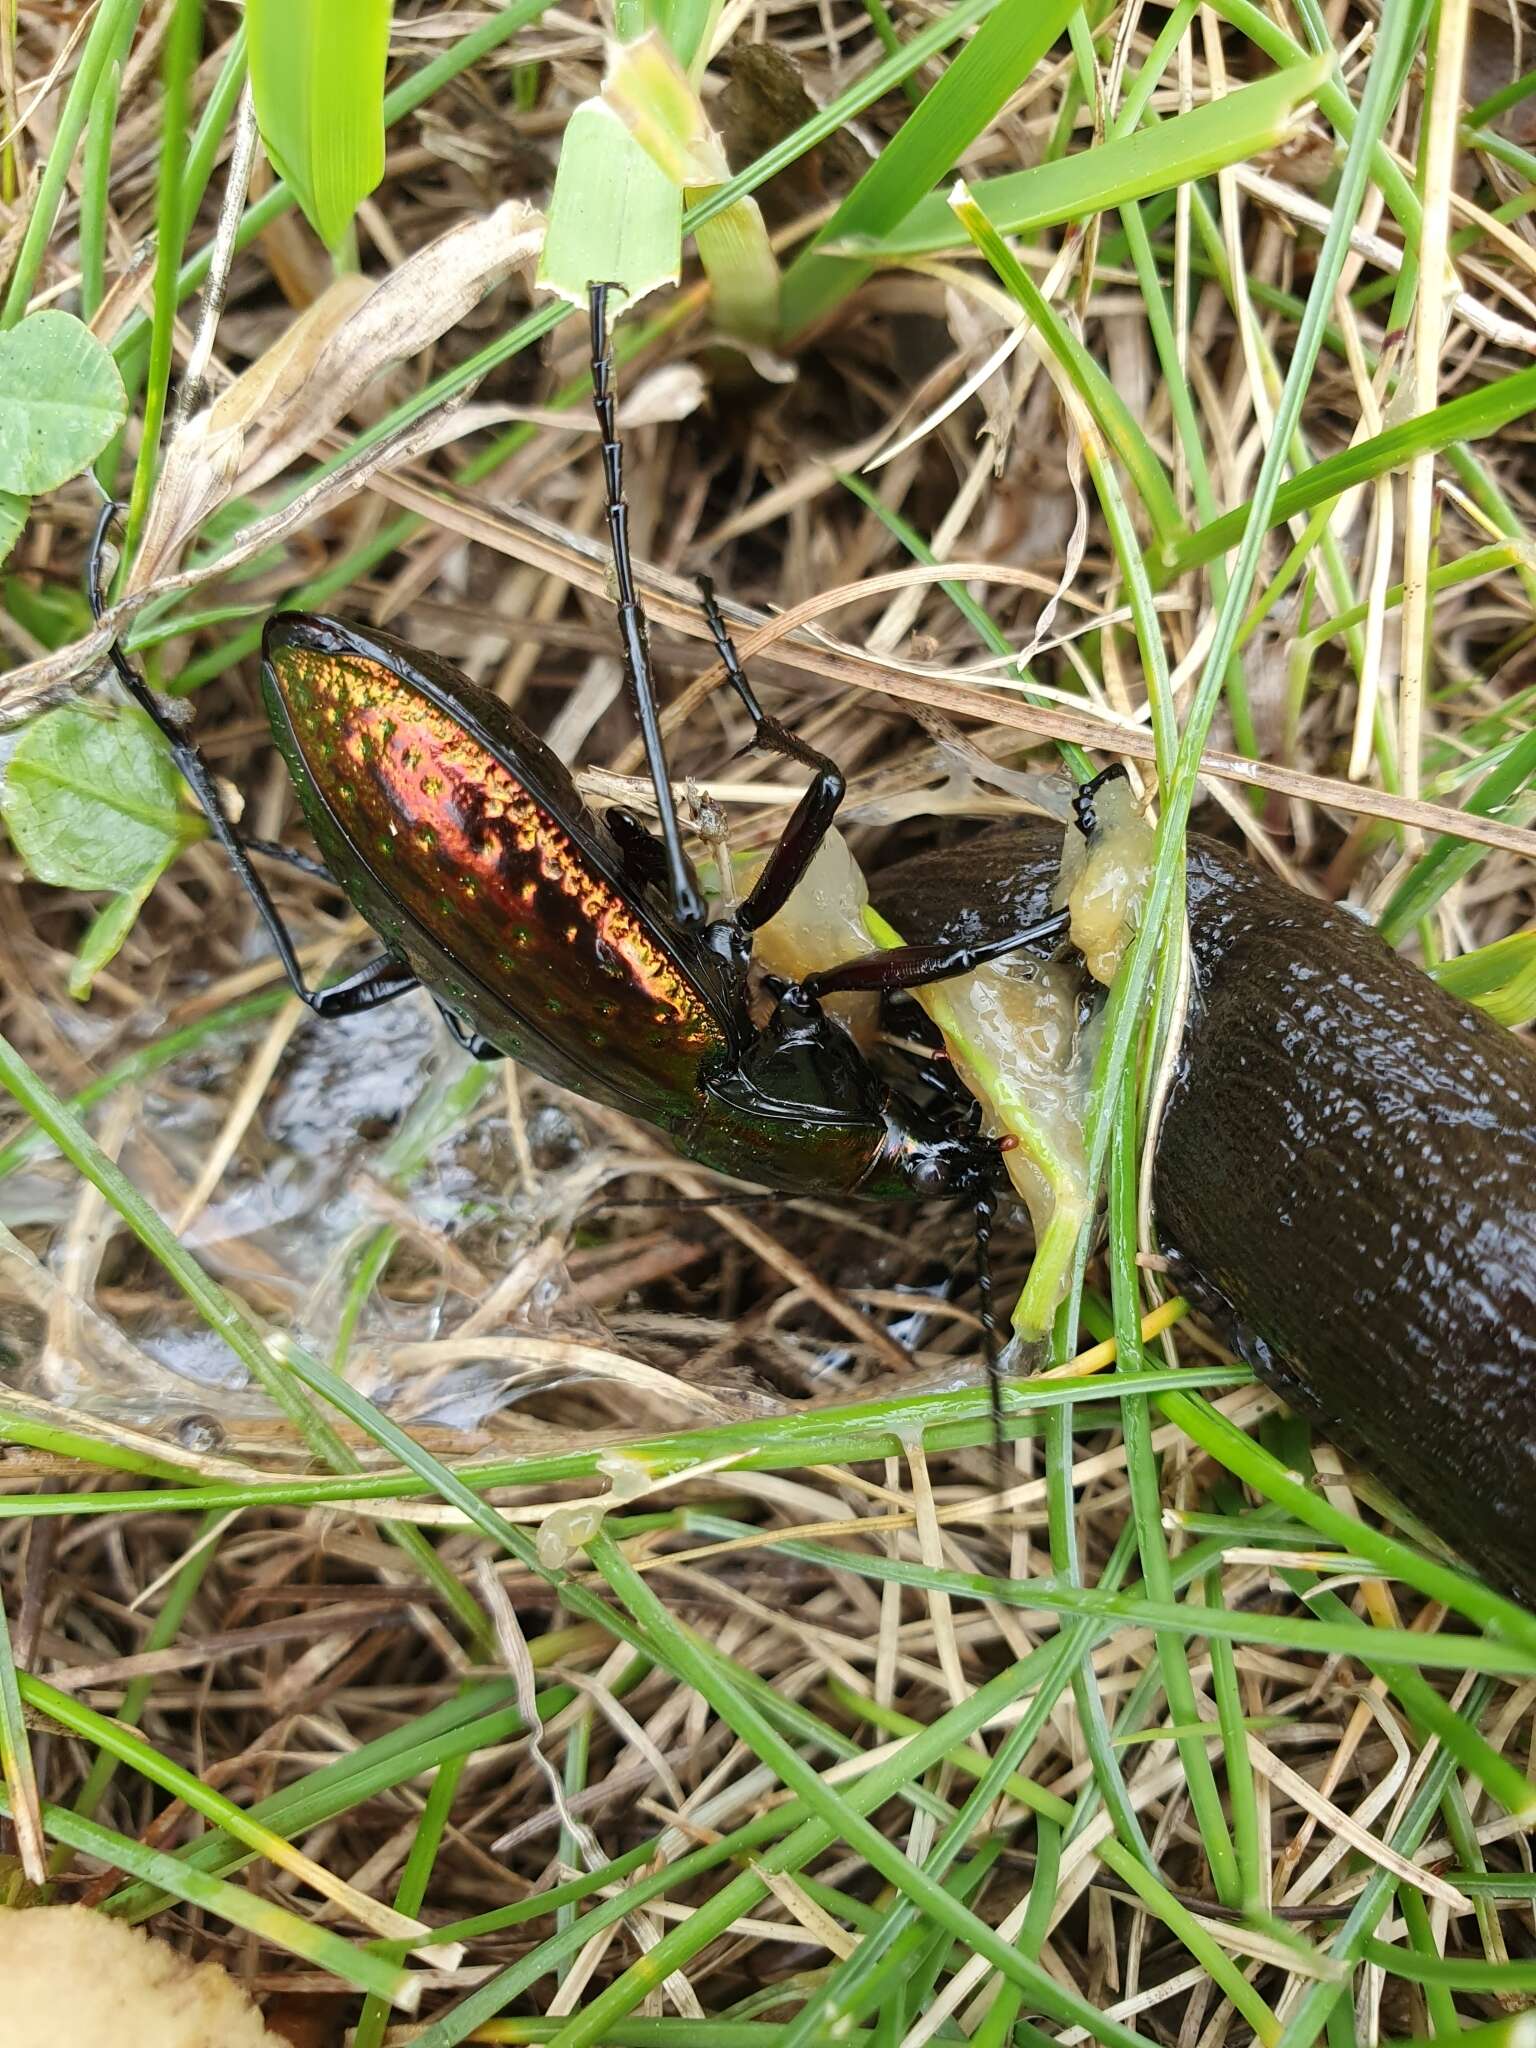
[948,182,1185,613]
[1158,365,1536,580]
[0,1361,1246,1521]
[67,1513,226,1835]
[0,1593,45,1884]
[406,1643,1081,2048]
[542,1541,1154,2048]
[1378,725,1536,943]
[0,1788,417,2006]
[0,987,289,1182]
[246,0,390,250]
[1430,929,1536,1028]
[855,56,1326,256]
[720,1521,1536,1675]
[0,0,143,327]
[121,0,200,564]
[778,0,1079,341]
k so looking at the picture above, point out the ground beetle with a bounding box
[91,285,1079,1356]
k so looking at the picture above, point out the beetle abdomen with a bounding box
[875,824,1536,1606]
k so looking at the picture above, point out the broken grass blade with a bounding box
[538,98,682,309]
[606,32,779,341]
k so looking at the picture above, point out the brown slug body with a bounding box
[875,822,1536,1608]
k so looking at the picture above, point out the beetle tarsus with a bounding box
[801,909,1070,1002]
[434,1001,505,1062]
[1073,762,1130,840]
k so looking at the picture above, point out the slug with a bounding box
[873,820,1536,1609]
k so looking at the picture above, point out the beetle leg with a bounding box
[799,907,1071,1001]
[87,500,419,1024]
[693,575,847,934]
[238,837,334,883]
[588,283,706,929]
[304,955,421,1018]
[1072,761,1130,839]
[604,805,674,898]
[433,1001,504,1062]
[973,1178,1006,1456]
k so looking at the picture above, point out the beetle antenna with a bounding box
[588,282,706,928]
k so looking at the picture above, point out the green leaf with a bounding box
[0,494,24,570]
[246,0,391,250]
[1158,362,1536,581]
[1379,726,1536,944]
[0,312,127,495]
[1430,931,1536,1030]
[3,575,93,650]
[68,858,178,1001]
[538,97,682,307]
[0,703,201,894]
